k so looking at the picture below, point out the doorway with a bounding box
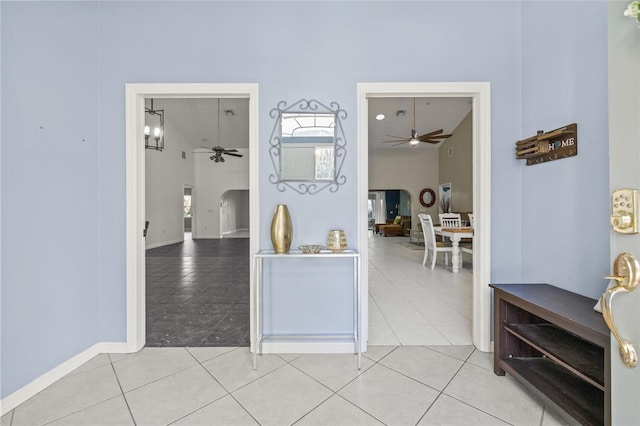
[357,82,492,352]
[220,190,249,238]
[184,185,192,239]
[125,83,259,352]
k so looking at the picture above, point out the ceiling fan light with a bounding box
[375,114,385,121]
[409,139,420,146]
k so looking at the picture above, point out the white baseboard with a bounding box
[145,238,183,250]
[222,227,249,236]
[0,341,129,415]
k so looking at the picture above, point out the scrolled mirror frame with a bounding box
[268,98,347,195]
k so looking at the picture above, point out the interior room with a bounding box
[2,2,638,425]
[144,98,251,347]
[367,97,474,346]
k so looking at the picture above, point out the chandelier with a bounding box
[144,99,164,151]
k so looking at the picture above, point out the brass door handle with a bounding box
[602,252,639,368]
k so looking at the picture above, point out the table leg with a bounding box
[451,238,461,273]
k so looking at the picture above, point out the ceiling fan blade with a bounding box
[391,141,409,147]
[382,139,409,143]
[420,129,444,137]
[200,146,214,150]
[418,133,452,142]
[385,134,410,140]
[222,148,239,153]
[225,153,243,157]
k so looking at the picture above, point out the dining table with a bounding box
[434,226,474,273]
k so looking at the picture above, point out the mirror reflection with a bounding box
[281,112,335,180]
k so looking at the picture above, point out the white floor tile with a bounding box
[367,325,401,346]
[444,363,544,426]
[394,326,450,346]
[367,305,389,326]
[427,345,475,361]
[46,396,134,426]
[362,346,395,362]
[171,394,258,426]
[232,364,333,426]
[435,325,473,345]
[185,346,238,363]
[296,395,385,426]
[201,347,286,392]
[291,353,374,391]
[12,365,121,426]
[125,364,226,426]
[467,348,494,371]
[338,364,439,426]
[112,347,198,392]
[276,353,304,362]
[379,346,463,391]
[0,411,13,426]
[418,394,510,425]
[67,354,111,377]
[378,305,432,327]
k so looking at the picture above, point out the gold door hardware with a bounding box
[610,189,639,234]
[602,252,639,368]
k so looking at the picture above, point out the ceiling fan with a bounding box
[382,98,453,146]
[196,145,243,163]
[194,98,244,163]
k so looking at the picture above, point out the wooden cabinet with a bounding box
[490,284,610,426]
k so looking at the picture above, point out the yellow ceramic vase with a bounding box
[271,204,293,253]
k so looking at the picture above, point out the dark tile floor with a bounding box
[145,237,250,347]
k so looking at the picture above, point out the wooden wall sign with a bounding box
[515,123,577,166]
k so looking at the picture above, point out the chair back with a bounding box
[439,213,461,228]
[468,213,475,229]
[418,214,437,249]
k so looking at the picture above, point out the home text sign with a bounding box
[526,123,578,166]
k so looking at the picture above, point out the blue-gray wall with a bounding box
[0,1,609,399]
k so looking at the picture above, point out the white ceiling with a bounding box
[149,98,250,150]
[148,96,471,151]
[368,97,472,149]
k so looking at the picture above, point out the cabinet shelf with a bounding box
[501,357,603,426]
[490,283,610,426]
[504,323,604,389]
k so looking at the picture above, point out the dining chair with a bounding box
[438,212,462,228]
[461,213,473,267]
[419,214,453,270]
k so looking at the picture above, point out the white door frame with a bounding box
[357,82,492,352]
[125,83,259,352]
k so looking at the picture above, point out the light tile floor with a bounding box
[1,233,569,425]
[2,346,569,426]
[368,232,473,346]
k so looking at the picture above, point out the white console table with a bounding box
[253,249,361,369]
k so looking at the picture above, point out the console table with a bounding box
[490,283,610,426]
[253,249,361,370]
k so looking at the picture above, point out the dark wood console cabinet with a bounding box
[490,284,610,426]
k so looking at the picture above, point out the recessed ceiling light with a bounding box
[375,114,385,121]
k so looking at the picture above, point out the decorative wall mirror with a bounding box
[269,99,347,194]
